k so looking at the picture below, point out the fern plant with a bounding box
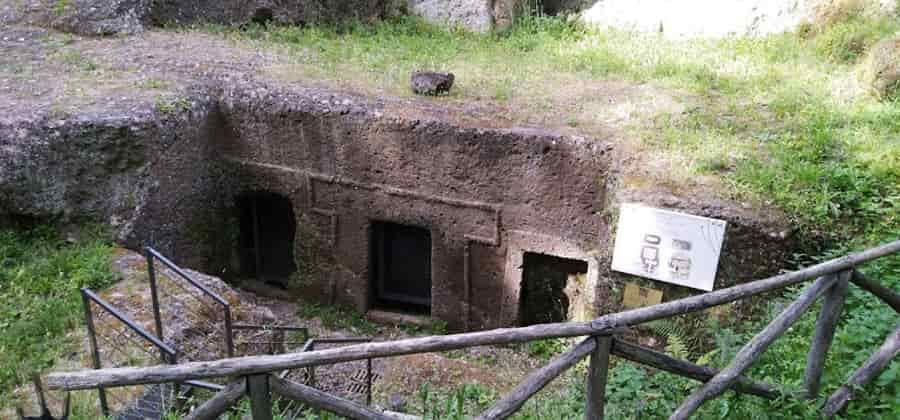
[645,317,708,361]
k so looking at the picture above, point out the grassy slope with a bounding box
[194,10,900,420]
[0,226,117,408]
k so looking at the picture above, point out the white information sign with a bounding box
[611,203,727,291]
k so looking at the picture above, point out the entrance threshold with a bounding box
[365,309,435,329]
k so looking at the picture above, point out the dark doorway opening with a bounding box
[538,0,569,16]
[371,222,432,314]
[237,192,297,288]
[519,252,587,326]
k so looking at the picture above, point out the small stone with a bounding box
[388,393,407,412]
[410,71,455,96]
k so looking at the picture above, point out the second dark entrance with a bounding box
[371,222,432,313]
[519,252,588,326]
[237,192,297,287]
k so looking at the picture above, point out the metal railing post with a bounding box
[81,289,109,417]
[366,358,373,406]
[308,342,316,388]
[145,248,165,358]
[247,374,273,420]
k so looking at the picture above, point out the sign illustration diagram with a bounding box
[611,203,727,291]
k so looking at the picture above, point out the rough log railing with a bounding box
[48,240,900,419]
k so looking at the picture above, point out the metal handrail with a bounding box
[145,246,235,357]
[146,247,230,306]
[82,288,225,415]
[82,288,178,362]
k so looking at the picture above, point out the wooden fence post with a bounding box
[804,270,850,398]
[585,335,613,420]
[670,274,840,420]
[247,374,273,420]
[821,324,900,418]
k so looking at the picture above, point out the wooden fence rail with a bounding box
[43,239,900,419]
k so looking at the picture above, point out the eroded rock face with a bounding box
[406,0,493,32]
[578,0,898,38]
[0,81,797,331]
[150,0,397,27]
[864,36,900,101]
[1,0,399,35]
[2,0,152,36]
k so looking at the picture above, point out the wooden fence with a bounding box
[45,240,900,419]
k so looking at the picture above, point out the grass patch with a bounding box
[0,225,116,406]
[295,301,378,335]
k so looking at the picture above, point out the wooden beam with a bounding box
[610,339,779,399]
[804,270,850,399]
[670,274,840,420]
[184,380,245,420]
[46,241,900,391]
[477,338,596,420]
[585,335,612,420]
[851,269,900,313]
[269,375,395,420]
[821,324,900,418]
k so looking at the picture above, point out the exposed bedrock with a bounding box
[0,98,214,229]
[149,0,399,28]
[0,80,794,330]
[1,0,154,36]
[1,0,399,36]
[3,0,898,35]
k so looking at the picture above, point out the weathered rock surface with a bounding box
[1,0,399,35]
[406,0,493,32]
[864,36,900,101]
[1,0,151,36]
[579,0,898,38]
[410,71,455,95]
[150,0,398,28]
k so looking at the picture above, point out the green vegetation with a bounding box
[0,225,116,405]
[52,49,99,72]
[296,301,379,335]
[137,78,170,90]
[53,0,70,16]
[416,382,499,419]
[154,95,193,114]
[526,338,569,361]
